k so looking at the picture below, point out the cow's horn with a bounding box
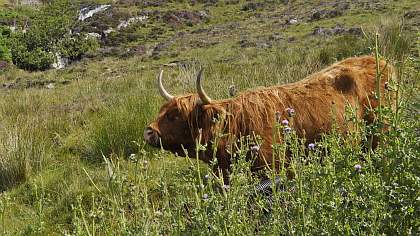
[157,70,174,101]
[196,69,212,105]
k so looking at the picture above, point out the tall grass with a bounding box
[0,17,418,235]
[0,121,48,191]
[61,20,419,235]
[83,89,159,160]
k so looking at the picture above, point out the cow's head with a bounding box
[144,69,221,156]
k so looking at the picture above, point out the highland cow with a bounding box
[144,56,394,179]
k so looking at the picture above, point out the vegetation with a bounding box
[2,0,98,70]
[0,0,418,235]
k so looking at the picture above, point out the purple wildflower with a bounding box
[286,108,295,117]
[250,145,260,155]
[283,127,292,134]
[204,174,210,181]
[129,153,137,162]
[354,164,362,172]
[308,143,315,150]
[281,119,289,126]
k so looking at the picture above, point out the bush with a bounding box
[0,26,12,62]
[11,36,55,71]
[8,0,98,71]
[59,34,99,61]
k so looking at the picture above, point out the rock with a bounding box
[86,32,101,39]
[331,24,346,34]
[310,9,343,21]
[74,8,131,36]
[333,2,350,11]
[225,0,239,5]
[78,5,111,21]
[404,10,420,19]
[103,28,115,36]
[192,28,210,34]
[162,11,207,28]
[135,0,166,7]
[97,47,127,57]
[347,27,362,36]
[152,42,169,57]
[3,82,16,89]
[51,53,69,69]
[117,16,148,30]
[129,45,148,56]
[239,39,256,48]
[45,83,55,89]
[0,61,9,70]
[241,2,265,11]
[286,18,298,25]
[189,0,219,6]
[256,41,271,49]
[269,33,283,41]
[20,0,41,6]
[163,62,178,67]
[312,25,362,36]
[312,27,327,36]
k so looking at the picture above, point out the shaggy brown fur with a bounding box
[145,56,395,179]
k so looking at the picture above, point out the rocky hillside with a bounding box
[0,0,418,75]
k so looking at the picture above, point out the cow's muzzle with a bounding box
[144,127,160,147]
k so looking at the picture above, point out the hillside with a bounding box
[0,0,419,234]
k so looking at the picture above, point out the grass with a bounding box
[0,0,419,234]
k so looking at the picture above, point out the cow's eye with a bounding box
[167,112,179,121]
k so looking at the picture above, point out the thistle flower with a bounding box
[283,127,292,134]
[286,108,295,117]
[129,153,137,162]
[354,164,362,172]
[250,144,260,154]
[203,174,210,181]
[281,119,289,126]
[308,143,315,150]
[228,85,237,97]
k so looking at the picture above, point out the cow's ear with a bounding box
[200,106,226,138]
[202,106,225,124]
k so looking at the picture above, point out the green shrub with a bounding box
[59,34,99,61]
[0,26,12,62]
[10,37,55,71]
[8,0,98,71]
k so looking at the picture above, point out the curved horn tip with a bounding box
[196,68,212,105]
[157,69,174,101]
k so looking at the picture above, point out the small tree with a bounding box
[9,0,98,71]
